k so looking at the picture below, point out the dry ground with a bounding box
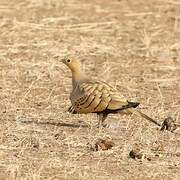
[0,0,180,179]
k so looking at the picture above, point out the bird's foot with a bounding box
[97,121,108,128]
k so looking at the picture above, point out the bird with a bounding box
[61,57,161,127]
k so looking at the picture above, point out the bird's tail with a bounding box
[125,108,161,127]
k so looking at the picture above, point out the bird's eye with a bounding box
[67,59,71,63]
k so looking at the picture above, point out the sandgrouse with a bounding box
[62,58,161,127]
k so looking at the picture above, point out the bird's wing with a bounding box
[70,80,136,113]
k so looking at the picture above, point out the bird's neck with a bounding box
[72,71,87,88]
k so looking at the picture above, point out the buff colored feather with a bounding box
[62,58,161,127]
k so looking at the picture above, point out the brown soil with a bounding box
[0,0,180,179]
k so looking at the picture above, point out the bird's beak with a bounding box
[61,58,66,64]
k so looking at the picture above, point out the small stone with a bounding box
[160,117,177,132]
[129,149,143,159]
[95,139,115,151]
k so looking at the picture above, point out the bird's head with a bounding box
[61,57,81,73]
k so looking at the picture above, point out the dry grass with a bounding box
[0,0,180,179]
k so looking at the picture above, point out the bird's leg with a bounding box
[97,113,108,127]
